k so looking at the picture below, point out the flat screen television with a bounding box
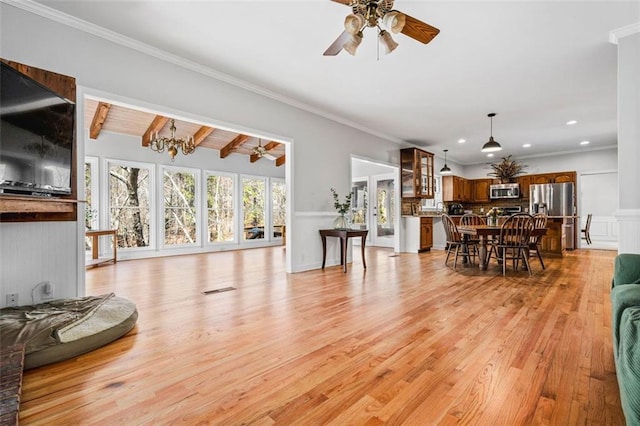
[0,62,75,196]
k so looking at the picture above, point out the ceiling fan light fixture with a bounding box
[440,149,452,175]
[481,112,503,153]
[382,11,406,34]
[379,30,398,55]
[343,31,363,56]
[344,13,365,35]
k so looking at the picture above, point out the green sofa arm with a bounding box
[612,285,640,353]
[617,305,640,426]
[613,254,640,288]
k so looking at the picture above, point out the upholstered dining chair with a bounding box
[529,213,548,270]
[442,214,476,269]
[488,213,534,275]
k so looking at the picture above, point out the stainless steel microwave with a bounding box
[490,183,520,199]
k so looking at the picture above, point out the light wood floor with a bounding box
[19,247,623,425]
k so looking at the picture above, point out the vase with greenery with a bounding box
[488,155,527,183]
[486,207,502,226]
[330,188,353,229]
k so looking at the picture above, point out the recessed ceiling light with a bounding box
[523,143,531,148]
[580,140,590,145]
[566,120,577,125]
[458,139,466,144]
[487,153,494,157]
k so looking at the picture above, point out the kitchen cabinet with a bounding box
[529,172,576,185]
[553,172,576,183]
[420,217,433,251]
[518,175,531,200]
[531,174,553,184]
[400,148,435,199]
[403,216,433,252]
[442,175,469,202]
[472,179,492,203]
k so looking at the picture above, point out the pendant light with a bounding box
[481,112,502,153]
[440,149,452,174]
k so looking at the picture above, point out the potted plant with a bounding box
[488,155,527,183]
[330,188,353,229]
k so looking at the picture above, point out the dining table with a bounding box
[457,225,547,271]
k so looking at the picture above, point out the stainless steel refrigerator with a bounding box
[530,182,576,249]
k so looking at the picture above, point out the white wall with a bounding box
[462,147,618,179]
[0,3,404,305]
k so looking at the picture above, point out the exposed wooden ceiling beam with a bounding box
[89,102,111,140]
[263,141,281,151]
[141,115,169,147]
[220,134,249,158]
[275,155,286,167]
[192,126,215,147]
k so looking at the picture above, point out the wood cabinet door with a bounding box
[518,175,531,200]
[420,218,433,250]
[472,179,491,202]
[442,176,454,202]
[553,172,575,183]
[532,174,552,184]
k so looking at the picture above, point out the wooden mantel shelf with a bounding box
[0,195,82,214]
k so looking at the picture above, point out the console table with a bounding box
[85,229,117,267]
[319,229,368,273]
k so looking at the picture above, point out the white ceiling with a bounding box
[36,1,640,165]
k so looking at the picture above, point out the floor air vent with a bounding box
[203,287,236,295]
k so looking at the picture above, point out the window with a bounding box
[163,168,197,246]
[271,179,286,239]
[206,173,235,242]
[84,157,99,230]
[109,161,152,248]
[242,177,266,240]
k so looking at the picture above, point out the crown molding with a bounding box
[1,0,404,145]
[609,22,640,45]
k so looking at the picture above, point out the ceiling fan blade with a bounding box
[330,0,352,5]
[323,30,351,56]
[400,13,440,44]
[264,153,277,161]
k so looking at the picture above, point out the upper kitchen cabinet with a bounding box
[400,148,435,199]
[472,178,492,203]
[530,172,576,185]
[518,175,531,200]
[442,175,470,202]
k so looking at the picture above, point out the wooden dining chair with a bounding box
[488,213,534,275]
[529,213,547,270]
[442,214,475,269]
[461,213,485,263]
[581,213,593,245]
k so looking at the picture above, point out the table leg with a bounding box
[321,235,327,269]
[479,236,488,271]
[361,235,367,269]
[91,235,99,260]
[341,236,348,273]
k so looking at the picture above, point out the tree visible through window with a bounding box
[207,174,234,242]
[272,180,286,238]
[164,169,197,245]
[109,163,150,248]
[243,177,265,240]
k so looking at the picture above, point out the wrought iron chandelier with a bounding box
[149,119,195,161]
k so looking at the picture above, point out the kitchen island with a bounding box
[403,213,578,258]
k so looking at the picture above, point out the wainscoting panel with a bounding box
[0,222,79,308]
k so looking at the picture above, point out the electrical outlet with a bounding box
[6,293,18,307]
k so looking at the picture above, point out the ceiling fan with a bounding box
[324,0,440,56]
[253,139,277,161]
